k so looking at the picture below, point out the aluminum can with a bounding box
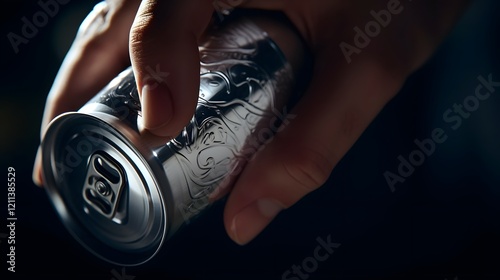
[41,14,302,265]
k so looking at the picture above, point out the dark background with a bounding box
[1,0,500,279]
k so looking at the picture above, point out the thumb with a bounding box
[129,0,214,137]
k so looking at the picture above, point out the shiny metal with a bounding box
[41,15,303,265]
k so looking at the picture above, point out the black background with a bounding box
[1,0,500,279]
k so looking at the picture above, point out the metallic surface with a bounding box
[42,16,300,265]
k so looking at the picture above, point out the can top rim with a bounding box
[41,111,168,266]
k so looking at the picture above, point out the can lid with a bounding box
[41,112,167,266]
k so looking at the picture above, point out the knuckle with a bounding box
[76,2,111,40]
[73,4,120,55]
[75,1,134,55]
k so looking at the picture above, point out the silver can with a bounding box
[41,14,304,265]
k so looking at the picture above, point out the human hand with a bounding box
[33,0,471,245]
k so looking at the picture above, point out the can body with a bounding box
[42,16,298,265]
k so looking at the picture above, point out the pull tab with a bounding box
[83,152,126,219]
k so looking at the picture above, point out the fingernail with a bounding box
[141,83,173,132]
[32,147,43,187]
[230,198,284,245]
